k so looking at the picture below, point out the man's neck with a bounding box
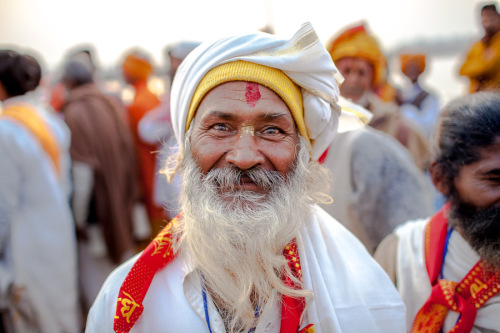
[205,282,259,332]
[352,91,371,109]
[483,29,500,44]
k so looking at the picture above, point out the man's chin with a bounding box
[449,197,500,271]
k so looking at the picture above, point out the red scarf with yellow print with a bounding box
[113,217,314,333]
[410,204,500,333]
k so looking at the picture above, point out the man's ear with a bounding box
[429,161,450,196]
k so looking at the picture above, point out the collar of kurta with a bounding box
[113,215,314,333]
[410,203,500,333]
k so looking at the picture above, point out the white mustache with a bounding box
[204,167,285,191]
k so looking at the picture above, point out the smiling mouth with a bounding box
[215,175,266,194]
[236,175,264,192]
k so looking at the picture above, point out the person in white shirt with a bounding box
[86,23,406,333]
[397,53,440,139]
[0,49,80,333]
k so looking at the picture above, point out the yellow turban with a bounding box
[327,24,386,87]
[400,54,426,75]
[122,52,153,82]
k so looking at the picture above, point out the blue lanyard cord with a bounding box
[201,280,259,333]
[440,227,454,280]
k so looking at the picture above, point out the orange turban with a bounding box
[327,24,386,87]
[122,52,153,82]
[400,54,426,75]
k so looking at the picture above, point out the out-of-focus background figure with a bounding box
[121,50,165,235]
[397,54,441,140]
[318,98,434,254]
[327,23,431,171]
[460,3,500,93]
[0,49,80,333]
[60,55,144,318]
[137,41,200,220]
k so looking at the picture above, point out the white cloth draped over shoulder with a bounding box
[86,206,406,332]
[170,22,371,161]
[395,219,500,332]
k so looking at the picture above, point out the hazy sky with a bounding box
[0,0,493,102]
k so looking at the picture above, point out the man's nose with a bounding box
[225,129,265,170]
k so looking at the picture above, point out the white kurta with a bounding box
[0,95,80,333]
[399,82,440,139]
[86,205,406,333]
[395,219,500,332]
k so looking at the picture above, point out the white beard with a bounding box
[173,137,318,332]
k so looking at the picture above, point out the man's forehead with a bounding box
[194,81,294,120]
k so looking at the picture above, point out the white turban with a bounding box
[170,22,370,160]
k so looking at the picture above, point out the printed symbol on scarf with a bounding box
[152,236,172,257]
[470,278,486,298]
[116,292,140,323]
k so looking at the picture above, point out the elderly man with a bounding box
[375,92,500,332]
[327,23,430,170]
[459,3,500,93]
[86,23,406,333]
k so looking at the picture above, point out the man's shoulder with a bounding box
[97,253,142,297]
[86,253,145,330]
[394,217,429,239]
[306,206,407,328]
[309,205,391,267]
[0,117,47,156]
[368,93,399,114]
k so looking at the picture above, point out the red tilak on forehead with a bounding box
[245,82,261,107]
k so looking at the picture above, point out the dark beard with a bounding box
[448,193,500,271]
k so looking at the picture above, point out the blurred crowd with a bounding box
[0,2,499,332]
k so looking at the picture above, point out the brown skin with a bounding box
[402,62,421,84]
[335,57,375,102]
[452,140,500,210]
[430,138,500,228]
[482,9,500,42]
[189,81,300,194]
[122,69,138,86]
[0,81,8,101]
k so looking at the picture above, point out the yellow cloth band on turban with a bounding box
[122,53,153,81]
[327,25,386,87]
[186,60,308,143]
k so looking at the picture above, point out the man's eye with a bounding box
[262,127,282,135]
[488,176,500,183]
[212,123,229,131]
